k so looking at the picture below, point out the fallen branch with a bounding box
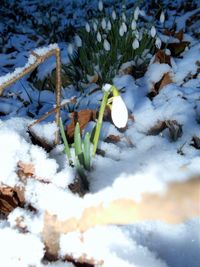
[0,44,61,144]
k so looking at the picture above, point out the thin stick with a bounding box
[0,47,62,144]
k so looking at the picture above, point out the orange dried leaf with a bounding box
[154,50,172,66]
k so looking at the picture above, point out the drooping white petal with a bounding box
[98,0,103,12]
[122,13,126,21]
[119,25,124,37]
[131,19,137,30]
[97,31,102,43]
[134,6,140,20]
[112,10,116,20]
[107,20,112,31]
[85,22,90,33]
[74,35,82,47]
[122,22,127,33]
[132,38,139,49]
[155,37,162,49]
[103,39,111,51]
[67,43,74,55]
[111,96,128,128]
[150,26,156,38]
[93,22,98,32]
[101,18,107,30]
[160,11,165,23]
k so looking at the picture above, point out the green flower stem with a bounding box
[59,118,72,163]
[92,89,111,157]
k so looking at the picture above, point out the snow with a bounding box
[0,0,199,266]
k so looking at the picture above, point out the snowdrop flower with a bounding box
[103,39,111,51]
[97,31,102,43]
[131,19,137,30]
[134,30,139,39]
[111,95,128,128]
[112,10,116,20]
[107,20,112,31]
[132,38,139,49]
[122,22,127,33]
[155,37,162,49]
[98,0,103,12]
[119,25,125,37]
[102,83,112,92]
[160,11,165,24]
[134,6,140,20]
[93,22,98,32]
[74,35,82,47]
[67,43,74,56]
[122,13,126,21]
[101,18,107,30]
[85,22,90,33]
[150,26,156,38]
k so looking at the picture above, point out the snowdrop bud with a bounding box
[134,30,139,39]
[132,38,139,49]
[67,43,74,55]
[98,0,103,12]
[102,83,112,92]
[103,39,111,51]
[155,37,162,49]
[112,10,116,20]
[85,22,90,32]
[131,19,137,30]
[160,11,165,24]
[74,35,82,47]
[122,22,127,33]
[93,22,98,32]
[111,96,128,128]
[101,18,107,30]
[107,20,112,31]
[150,26,156,38]
[134,6,140,20]
[97,31,102,42]
[119,25,124,37]
[122,13,126,21]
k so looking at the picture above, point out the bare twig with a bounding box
[0,46,62,144]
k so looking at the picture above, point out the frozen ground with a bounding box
[0,0,199,266]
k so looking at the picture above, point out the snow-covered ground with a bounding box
[0,0,199,266]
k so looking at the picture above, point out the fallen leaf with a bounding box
[148,121,167,135]
[149,72,173,98]
[105,135,121,144]
[191,136,200,149]
[167,41,190,57]
[165,120,183,141]
[154,50,172,66]
[66,109,96,140]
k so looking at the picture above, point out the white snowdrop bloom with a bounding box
[155,37,162,49]
[101,18,107,30]
[67,43,74,56]
[131,19,137,30]
[122,22,127,33]
[97,31,102,43]
[112,10,116,20]
[85,22,90,32]
[134,30,139,39]
[107,20,112,31]
[132,38,139,49]
[74,35,82,47]
[119,25,124,37]
[134,6,140,20]
[122,13,126,21]
[98,0,103,12]
[150,26,156,38]
[93,22,98,32]
[111,96,128,128]
[103,39,111,51]
[160,11,165,23]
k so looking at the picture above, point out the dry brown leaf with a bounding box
[66,109,96,140]
[167,41,190,57]
[148,121,167,135]
[0,186,24,215]
[105,134,121,144]
[17,161,35,178]
[154,50,172,66]
[159,72,174,90]
[163,29,184,42]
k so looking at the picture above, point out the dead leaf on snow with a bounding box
[66,109,96,140]
[105,134,121,144]
[148,121,167,135]
[154,50,172,66]
[167,41,190,57]
[149,72,173,98]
